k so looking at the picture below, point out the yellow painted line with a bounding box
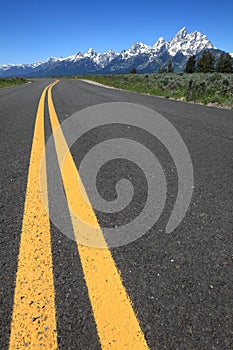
[47,84,149,349]
[9,81,58,350]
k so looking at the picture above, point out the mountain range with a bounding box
[0,27,229,77]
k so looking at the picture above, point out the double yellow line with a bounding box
[9,81,58,349]
[9,81,149,349]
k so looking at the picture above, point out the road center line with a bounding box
[47,82,149,349]
[9,81,58,350]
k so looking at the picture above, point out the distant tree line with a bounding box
[157,51,233,74]
[158,59,174,73]
[130,67,137,74]
[185,51,233,73]
[130,50,232,74]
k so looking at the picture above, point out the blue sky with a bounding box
[1,0,233,64]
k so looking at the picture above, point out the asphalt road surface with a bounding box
[0,79,233,350]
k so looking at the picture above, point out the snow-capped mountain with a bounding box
[153,37,167,53]
[167,27,215,56]
[65,48,118,67]
[0,27,226,77]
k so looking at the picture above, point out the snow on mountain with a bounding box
[0,27,228,77]
[125,42,151,56]
[0,57,63,71]
[86,48,118,67]
[153,37,166,52]
[167,27,215,56]
[0,64,16,71]
[62,48,118,67]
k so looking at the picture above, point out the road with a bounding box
[0,79,233,350]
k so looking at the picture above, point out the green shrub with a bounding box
[79,73,233,109]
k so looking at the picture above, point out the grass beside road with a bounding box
[0,77,28,88]
[75,73,233,109]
